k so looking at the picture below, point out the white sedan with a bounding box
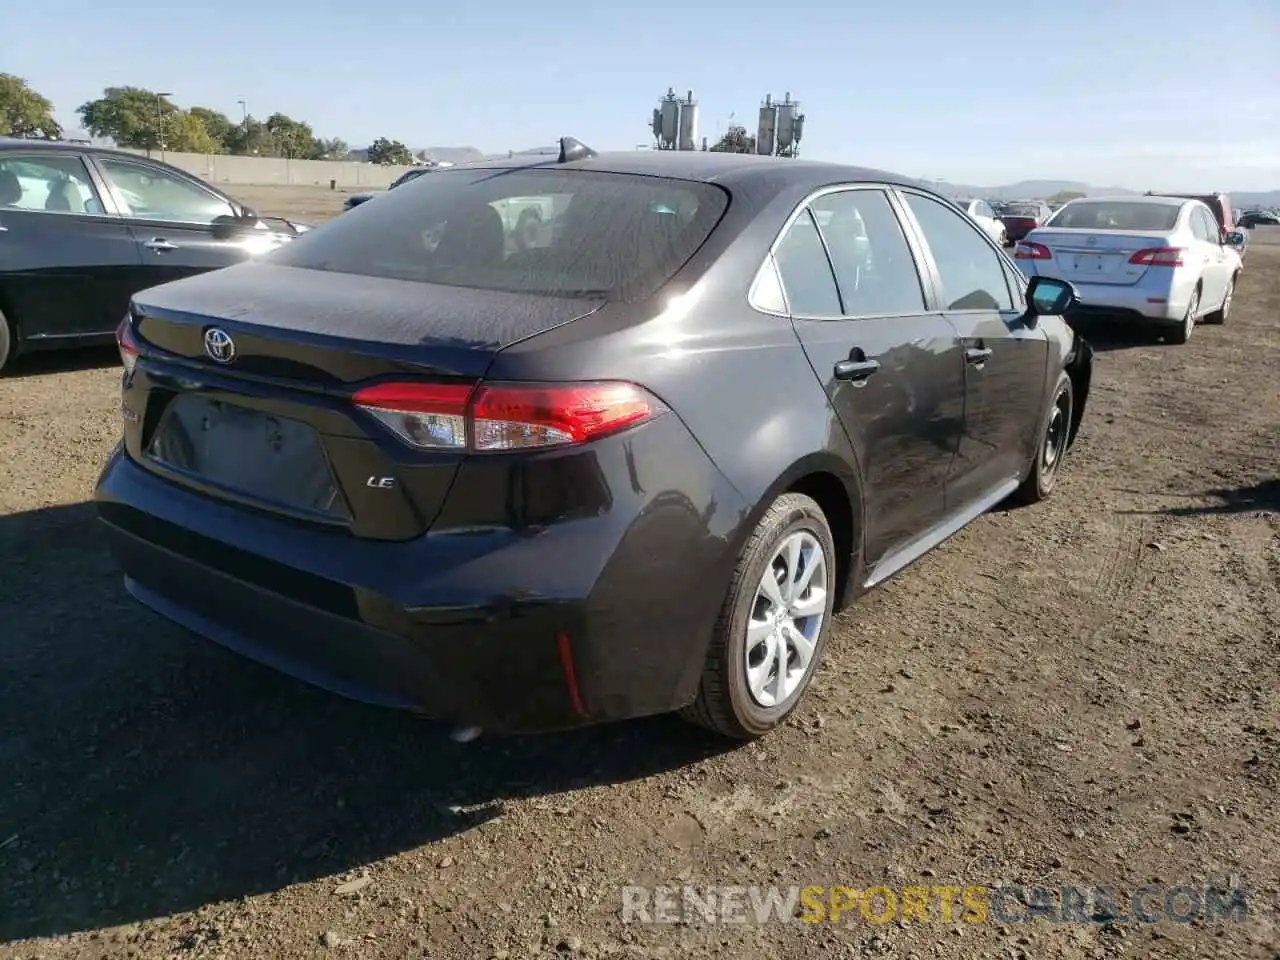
[952,198,1007,246]
[1015,196,1245,344]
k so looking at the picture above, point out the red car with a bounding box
[1147,192,1235,241]
[999,201,1052,243]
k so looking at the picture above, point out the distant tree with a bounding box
[0,74,61,139]
[226,117,276,157]
[78,87,184,149]
[315,137,350,160]
[367,137,414,165]
[263,113,317,158]
[1048,190,1085,204]
[163,112,221,153]
[709,125,755,154]
[188,107,235,153]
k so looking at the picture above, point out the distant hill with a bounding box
[922,179,1280,209]
[921,179,1139,201]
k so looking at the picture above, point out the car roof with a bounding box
[441,149,928,193]
[0,137,130,157]
[1073,194,1188,207]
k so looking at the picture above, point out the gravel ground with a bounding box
[1,194,1277,960]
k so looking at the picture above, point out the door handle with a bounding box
[144,238,180,252]
[834,358,881,382]
[965,347,994,365]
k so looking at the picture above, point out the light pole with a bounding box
[155,91,172,159]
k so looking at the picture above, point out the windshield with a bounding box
[1046,201,1179,231]
[272,168,729,300]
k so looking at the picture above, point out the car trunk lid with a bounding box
[125,262,604,540]
[1024,229,1176,286]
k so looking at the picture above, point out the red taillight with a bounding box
[1014,241,1052,260]
[352,380,667,452]
[116,316,139,375]
[1128,247,1185,267]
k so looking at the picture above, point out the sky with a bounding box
[4,0,1278,191]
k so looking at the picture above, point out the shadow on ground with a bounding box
[3,345,119,377]
[0,501,734,943]
[1070,321,1173,353]
[1118,478,1280,517]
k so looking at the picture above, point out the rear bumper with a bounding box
[1024,270,1190,323]
[95,417,748,733]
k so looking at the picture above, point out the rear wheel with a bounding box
[1165,285,1200,345]
[1013,372,1074,505]
[1204,275,1236,325]
[681,493,836,740]
[0,306,12,374]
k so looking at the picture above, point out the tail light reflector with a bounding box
[1128,247,1185,267]
[1014,241,1052,260]
[116,316,140,376]
[352,380,667,452]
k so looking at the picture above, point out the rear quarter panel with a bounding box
[487,177,866,587]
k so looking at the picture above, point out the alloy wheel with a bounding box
[744,530,829,708]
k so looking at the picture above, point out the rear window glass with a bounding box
[1047,202,1179,231]
[1005,204,1040,216]
[272,168,729,300]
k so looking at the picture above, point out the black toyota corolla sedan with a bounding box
[0,138,309,371]
[96,138,1093,740]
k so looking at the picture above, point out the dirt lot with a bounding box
[1,192,1277,960]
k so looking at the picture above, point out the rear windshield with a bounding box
[272,168,729,300]
[1047,202,1179,231]
[1004,203,1040,216]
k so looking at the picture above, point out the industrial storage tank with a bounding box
[659,89,681,148]
[678,91,699,151]
[775,93,798,153]
[756,95,777,156]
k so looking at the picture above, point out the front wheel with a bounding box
[1013,372,1074,505]
[681,493,836,740]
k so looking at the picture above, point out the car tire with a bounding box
[1204,275,1236,325]
[1165,285,1199,345]
[1012,372,1074,505]
[0,305,12,374]
[681,492,836,740]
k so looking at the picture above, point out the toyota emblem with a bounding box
[203,327,236,364]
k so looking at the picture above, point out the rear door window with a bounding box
[0,154,106,216]
[809,189,925,316]
[273,168,729,301]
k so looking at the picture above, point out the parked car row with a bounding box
[91,140,1094,742]
[0,138,309,371]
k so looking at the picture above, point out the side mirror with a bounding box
[211,212,258,240]
[1026,276,1077,317]
[1225,231,1245,246]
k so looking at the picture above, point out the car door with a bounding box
[898,189,1050,513]
[0,150,140,340]
[90,154,252,290]
[773,186,966,570]
[1192,206,1228,305]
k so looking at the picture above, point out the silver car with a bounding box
[1014,196,1245,344]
